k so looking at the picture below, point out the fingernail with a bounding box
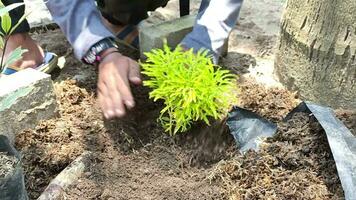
[130,77,142,84]
[115,109,124,116]
[125,100,135,108]
[104,113,109,119]
[107,110,114,118]
[133,77,141,81]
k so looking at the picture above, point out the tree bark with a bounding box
[275,0,356,109]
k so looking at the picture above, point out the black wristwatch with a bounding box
[82,37,118,65]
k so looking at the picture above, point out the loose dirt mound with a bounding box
[15,80,92,199]
[209,113,343,199]
[239,79,299,122]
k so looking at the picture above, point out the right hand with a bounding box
[97,50,142,119]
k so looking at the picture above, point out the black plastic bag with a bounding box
[0,135,28,200]
[227,102,356,200]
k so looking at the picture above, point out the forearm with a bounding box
[181,0,243,64]
[45,0,114,59]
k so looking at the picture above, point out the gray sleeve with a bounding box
[180,0,243,64]
[44,0,114,59]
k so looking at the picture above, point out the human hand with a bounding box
[97,49,141,119]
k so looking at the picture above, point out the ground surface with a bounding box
[12,0,354,199]
[209,113,344,199]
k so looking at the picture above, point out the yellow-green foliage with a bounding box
[141,44,238,135]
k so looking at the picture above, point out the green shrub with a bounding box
[141,44,238,135]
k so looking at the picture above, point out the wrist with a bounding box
[82,37,118,65]
[98,49,122,66]
[99,47,120,57]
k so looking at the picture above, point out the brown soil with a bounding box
[238,79,299,122]
[0,152,18,178]
[14,29,302,200]
[15,80,89,199]
[209,113,344,199]
[57,84,234,200]
[335,110,356,136]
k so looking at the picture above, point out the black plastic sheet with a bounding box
[227,102,356,200]
[0,135,28,200]
[227,107,277,152]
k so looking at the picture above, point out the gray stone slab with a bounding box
[140,14,228,60]
[139,15,196,59]
[0,69,57,144]
[24,0,53,28]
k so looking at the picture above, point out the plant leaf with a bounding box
[4,46,28,68]
[1,12,11,34]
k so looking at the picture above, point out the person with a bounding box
[1,0,243,119]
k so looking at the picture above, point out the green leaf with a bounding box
[4,46,28,68]
[1,12,11,34]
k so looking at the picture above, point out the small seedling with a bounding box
[0,2,28,73]
[141,44,238,135]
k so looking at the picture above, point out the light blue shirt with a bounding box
[45,0,243,63]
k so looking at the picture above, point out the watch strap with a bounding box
[82,37,118,65]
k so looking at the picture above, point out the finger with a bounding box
[114,67,136,110]
[128,59,142,85]
[114,60,135,109]
[107,72,126,118]
[98,80,114,119]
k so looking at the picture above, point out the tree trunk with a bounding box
[275,0,356,109]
